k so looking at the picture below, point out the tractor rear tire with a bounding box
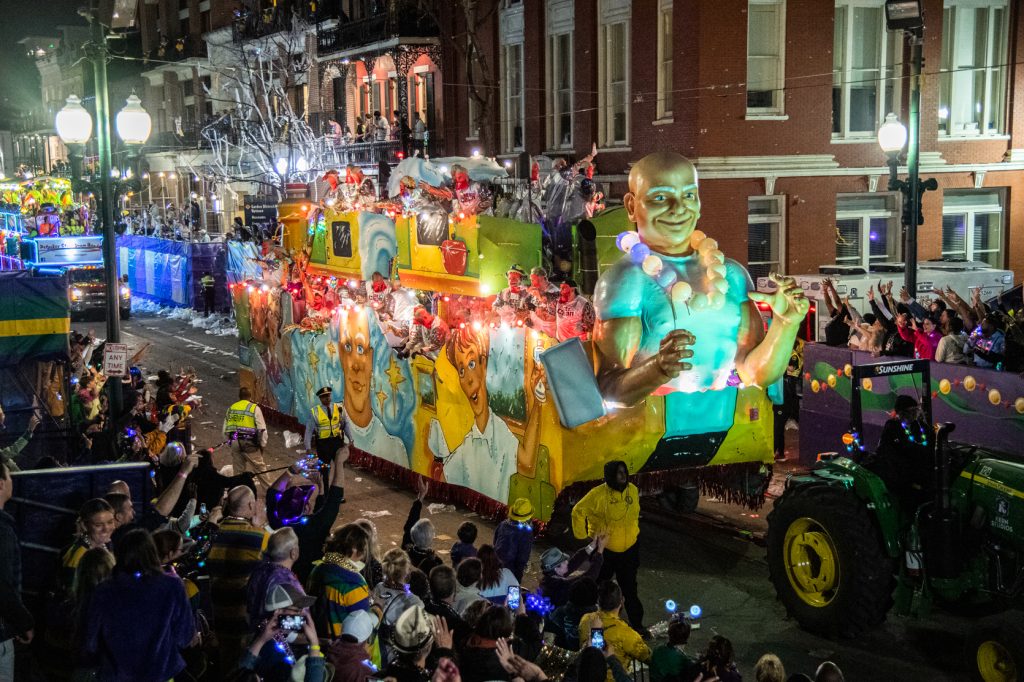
[965,617,1024,682]
[767,483,895,637]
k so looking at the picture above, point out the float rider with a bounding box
[303,386,350,502]
[222,387,271,487]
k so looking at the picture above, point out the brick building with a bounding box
[437,0,1024,283]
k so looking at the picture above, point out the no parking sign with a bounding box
[103,343,128,376]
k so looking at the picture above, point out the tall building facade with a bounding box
[438,0,1024,281]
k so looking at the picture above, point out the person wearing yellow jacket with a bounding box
[579,581,652,677]
[571,460,645,633]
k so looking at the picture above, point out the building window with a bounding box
[657,0,673,119]
[748,196,785,282]
[746,0,784,115]
[599,19,629,146]
[547,32,573,149]
[501,43,525,152]
[942,190,1004,267]
[939,2,1009,137]
[835,194,900,268]
[832,1,902,138]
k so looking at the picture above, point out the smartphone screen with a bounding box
[590,627,605,650]
[199,503,208,516]
[506,585,521,610]
[277,614,306,632]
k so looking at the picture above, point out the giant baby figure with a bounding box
[593,151,808,467]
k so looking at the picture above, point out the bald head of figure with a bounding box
[225,485,256,519]
[624,152,701,256]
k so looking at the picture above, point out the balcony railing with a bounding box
[233,0,320,42]
[316,1,439,54]
[319,139,405,167]
[307,112,442,162]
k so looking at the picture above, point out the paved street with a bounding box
[119,309,973,681]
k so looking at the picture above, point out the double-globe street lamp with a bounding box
[55,92,151,343]
[56,6,151,428]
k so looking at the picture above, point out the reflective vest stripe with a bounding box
[312,404,342,440]
[226,400,258,436]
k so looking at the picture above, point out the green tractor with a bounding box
[767,359,1024,682]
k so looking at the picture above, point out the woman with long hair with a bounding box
[476,544,518,603]
[64,547,115,681]
[354,517,384,587]
[81,529,196,682]
[61,498,115,590]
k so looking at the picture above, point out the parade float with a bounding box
[226,152,805,520]
[0,176,132,317]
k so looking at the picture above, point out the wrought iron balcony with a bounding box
[316,1,439,55]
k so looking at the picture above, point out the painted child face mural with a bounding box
[340,307,373,425]
[448,330,489,422]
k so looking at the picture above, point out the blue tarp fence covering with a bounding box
[117,236,228,310]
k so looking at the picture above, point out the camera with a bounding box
[590,627,605,650]
[277,614,306,632]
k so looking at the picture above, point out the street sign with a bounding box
[103,343,129,377]
[243,198,279,233]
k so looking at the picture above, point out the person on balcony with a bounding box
[413,113,426,156]
[375,111,390,142]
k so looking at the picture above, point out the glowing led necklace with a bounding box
[615,229,729,312]
[901,420,929,447]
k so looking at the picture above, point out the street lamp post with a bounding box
[881,0,937,297]
[56,4,151,427]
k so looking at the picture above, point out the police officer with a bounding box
[303,386,350,501]
[222,387,271,486]
[200,271,216,317]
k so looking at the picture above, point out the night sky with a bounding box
[0,0,85,128]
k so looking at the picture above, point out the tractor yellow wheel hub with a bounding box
[783,517,840,608]
[977,641,1017,682]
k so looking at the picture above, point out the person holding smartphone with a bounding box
[578,581,651,673]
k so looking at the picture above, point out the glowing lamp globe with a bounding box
[877,113,907,154]
[115,95,152,145]
[55,95,93,145]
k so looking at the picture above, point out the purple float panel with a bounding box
[117,236,227,310]
[800,344,1024,465]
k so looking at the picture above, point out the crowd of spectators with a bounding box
[0,330,205,475]
[1,440,848,682]
[819,278,1015,372]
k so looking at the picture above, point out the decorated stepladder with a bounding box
[227,151,808,520]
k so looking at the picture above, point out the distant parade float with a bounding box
[227,152,807,520]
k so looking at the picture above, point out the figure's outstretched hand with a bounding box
[748,273,809,326]
[656,329,695,379]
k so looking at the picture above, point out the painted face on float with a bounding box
[508,272,522,288]
[452,334,489,420]
[624,153,702,256]
[531,273,547,289]
[340,307,373,423]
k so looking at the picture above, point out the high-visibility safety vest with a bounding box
[225,400,258,439]
[201,275,215,290]
[311,403,343,440]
